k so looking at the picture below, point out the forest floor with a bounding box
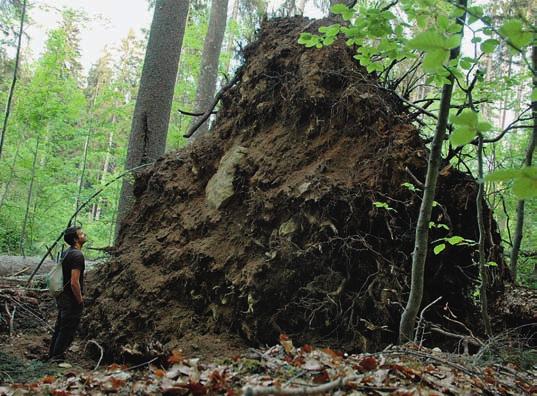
[1,278,537,395]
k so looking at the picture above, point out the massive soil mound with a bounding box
[83,17,509,359]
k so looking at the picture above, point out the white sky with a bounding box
[25,0,153,72]
[25,0,323,76]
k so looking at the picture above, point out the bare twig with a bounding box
[84,340,104,371]
[184,71,242,138]
[414,296,442,345]
[177,108,217,117]
[125,356,159,371]
[404,167,425,189]
[4,302,16,336]
[243,375,360,395]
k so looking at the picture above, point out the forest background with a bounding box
[0,0,535,289]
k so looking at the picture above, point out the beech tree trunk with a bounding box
[510,45,537,282]
[116,0,190,239]
[399,0,467,343]
[189,0,229,140]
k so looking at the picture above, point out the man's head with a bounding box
[64,226,87,248]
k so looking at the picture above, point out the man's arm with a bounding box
[70,269,83,305]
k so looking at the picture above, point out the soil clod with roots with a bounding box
[83,17,511,361]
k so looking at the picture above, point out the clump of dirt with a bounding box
[83,17,510,360]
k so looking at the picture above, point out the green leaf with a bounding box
[331,3,349,15]
[477,121,493,132]
[402,182,418,191]
[408,30,445,51]
[422,49,448,72]
[486,261,498,267]
[471,36,482,43]
[450,126,476,146]
[485,168,521,182]
[445,34,461,49]
[437,15,449,30]
[480,39,499,54]
[451,109,478,128]
[531,88,537,102]
[433,243,446,255]
[416,15,428,29]
[499,19,533,48]
[298,32,312,44]
[446,235,464,245]
[512,173,537,199]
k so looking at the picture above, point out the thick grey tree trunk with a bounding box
[189,0,229,140]
[116,0,190,239]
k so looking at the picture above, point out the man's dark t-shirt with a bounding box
[61,247,85,301]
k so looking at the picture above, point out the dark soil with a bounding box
[83,17,510,361]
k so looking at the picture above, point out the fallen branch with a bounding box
[177,108,217,117]
[84,340,104,371]
[243,375,359,396]
[184,71,242,138]
[10,267,29,277]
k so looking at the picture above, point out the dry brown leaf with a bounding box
[168,349,184,364]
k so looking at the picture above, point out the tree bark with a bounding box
[0,140,21,212]
[189,0,229,140]
[476,135,493,336]
[20,135,40,257]
[399,0,467,343]
[510,45,537,282]
[116,0,190,239]
[0,0,27,161]
[296,0,307,15]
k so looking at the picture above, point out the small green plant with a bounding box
[373,201,397,212]
[401,182,419,192]
[429,221,449,230]
[433,235,476,255]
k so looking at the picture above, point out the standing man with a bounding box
[48,226,87,361]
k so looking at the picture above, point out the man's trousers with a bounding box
[48,294,83,360]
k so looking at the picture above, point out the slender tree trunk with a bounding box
[189,0,230,139]
[476,135,493,336]
[116,0,190,240]
[510,45,537,282]
[20,135,40,257]
[74,126,91,223]
[399,0,467,343]
[0,0,27,161]
[94,119,116,221]
[0,141,21,212]
[296,0,307,15]
[222,0,240,74]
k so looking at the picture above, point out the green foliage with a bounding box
[486,167,537,199]
[373,201,397,212]
[433,235,476,255]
